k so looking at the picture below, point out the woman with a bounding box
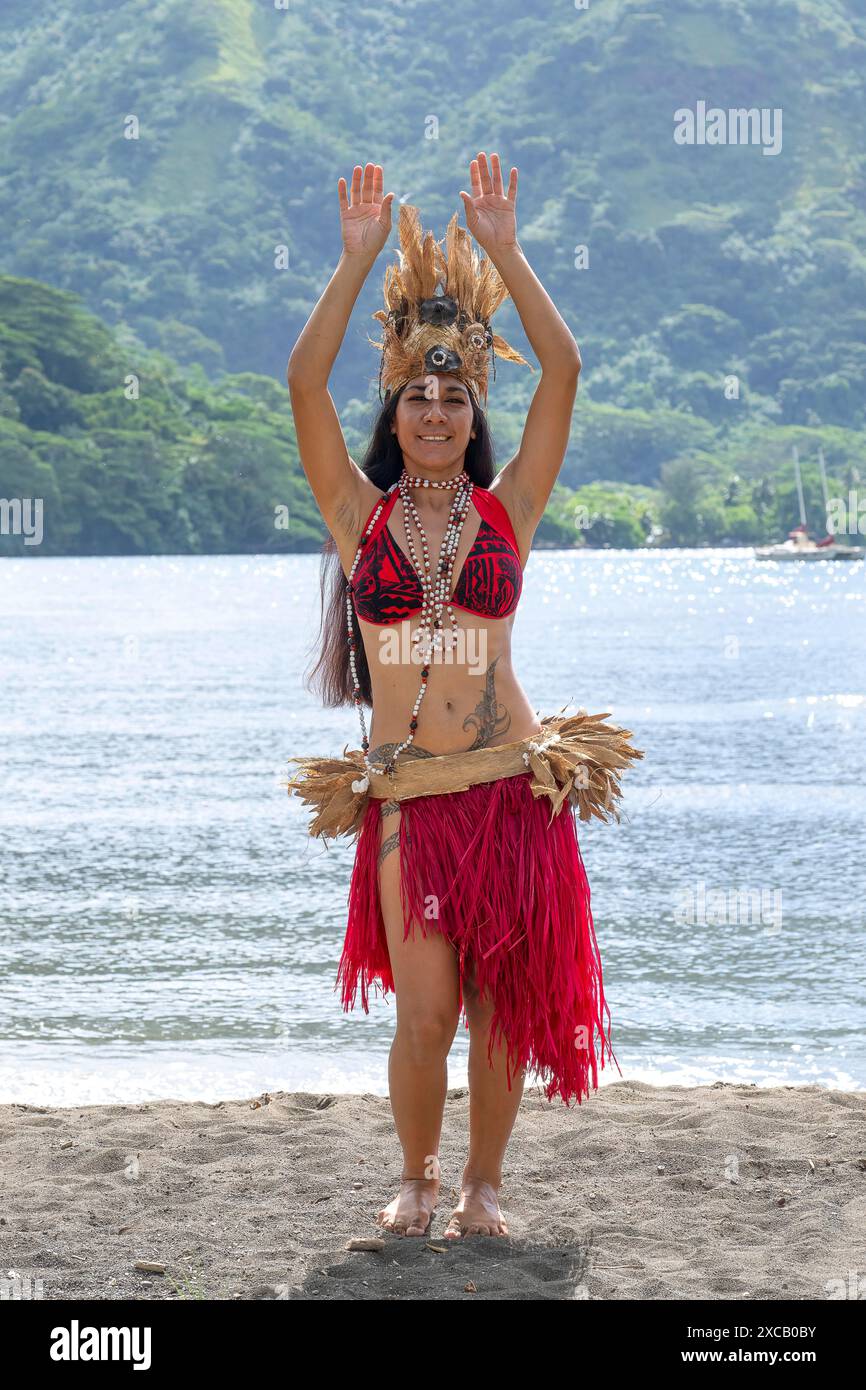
[287,154,640,1241]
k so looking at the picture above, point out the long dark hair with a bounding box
[305,384,497,708]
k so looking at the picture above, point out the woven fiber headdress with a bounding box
[369,203,533,405]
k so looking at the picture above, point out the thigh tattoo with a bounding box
[378,829,400,867]
[378,800,411,867]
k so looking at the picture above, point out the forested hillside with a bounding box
[2,275,860,555]
[0,276,324,555]
[1,0,864,552]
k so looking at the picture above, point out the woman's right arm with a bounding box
[287,163,394,542]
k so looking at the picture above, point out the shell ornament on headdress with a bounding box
[369,203,534,405]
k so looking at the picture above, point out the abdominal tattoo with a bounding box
[462,657,512,749]
[374,660,510,866]
[368,742,435,768]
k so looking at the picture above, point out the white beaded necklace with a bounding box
[346,467,474,783]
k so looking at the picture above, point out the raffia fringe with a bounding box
[283,706,644,841]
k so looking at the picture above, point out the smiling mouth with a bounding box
[418,435,452,442]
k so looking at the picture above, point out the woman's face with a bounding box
[390,373,475,474]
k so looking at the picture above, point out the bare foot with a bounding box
[443,1176,508,1239]
[376,1177,439,1237]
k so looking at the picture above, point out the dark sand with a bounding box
[2,1081,864,1301]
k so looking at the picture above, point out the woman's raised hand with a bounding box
[458,151,518,255]
[338,163,395,258]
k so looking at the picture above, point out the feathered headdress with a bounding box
[369,203,533,405]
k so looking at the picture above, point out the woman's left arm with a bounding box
[459,152,581,547]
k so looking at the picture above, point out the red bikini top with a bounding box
[350,485,523,626]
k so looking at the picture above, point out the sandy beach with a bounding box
[1,1079,863,1301]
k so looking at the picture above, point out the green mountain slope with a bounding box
[1,0,864,539]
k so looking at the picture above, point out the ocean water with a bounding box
[0,549,863,1105]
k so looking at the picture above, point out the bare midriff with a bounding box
[358,611,543,767]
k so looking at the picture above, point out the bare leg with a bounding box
[444,975,525,1238]
[374,803,461,1236]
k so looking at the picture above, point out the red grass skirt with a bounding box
[337,769,621,1106]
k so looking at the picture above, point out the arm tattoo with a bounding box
[334,495,361,540]
[462,656,512,749]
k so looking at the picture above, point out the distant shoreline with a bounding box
[0,541,806,560]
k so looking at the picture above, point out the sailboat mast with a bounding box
[793,447,807,528]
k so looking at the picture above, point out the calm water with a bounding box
[1,550,864,1104]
